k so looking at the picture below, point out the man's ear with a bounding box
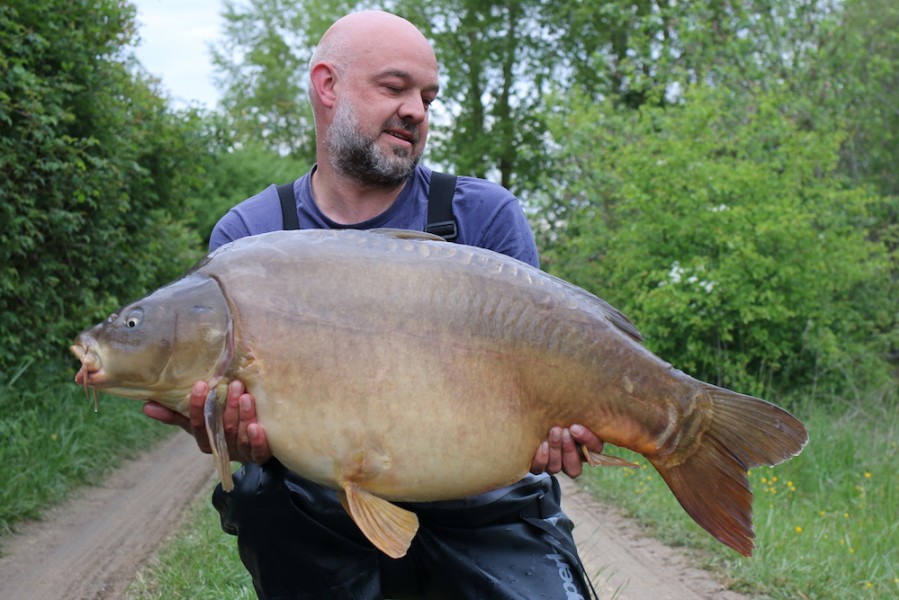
[310,62,338,109]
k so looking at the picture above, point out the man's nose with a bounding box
[398,96,428,124]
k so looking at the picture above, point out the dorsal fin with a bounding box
[369,228,447,242]
[542,271,644,344]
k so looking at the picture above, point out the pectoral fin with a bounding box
[338,482,419,559]
[203,384,234,492]
[582,446,639,468]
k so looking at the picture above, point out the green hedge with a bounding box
[1,1,210,376]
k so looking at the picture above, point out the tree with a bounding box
[808,0,899,198]
[395,1,561,191]
[210,0,362,163]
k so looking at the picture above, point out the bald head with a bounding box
[311,11,437,73]
[307,11,439,191]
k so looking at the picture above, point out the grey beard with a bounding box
[327,101,421,188]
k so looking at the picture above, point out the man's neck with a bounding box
[311,163,408,225]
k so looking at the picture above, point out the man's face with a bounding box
[325,47,439,188]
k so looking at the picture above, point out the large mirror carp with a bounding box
[72,229,807,558]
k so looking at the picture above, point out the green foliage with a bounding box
[540,85,898,397]
[766,0,899,198]
[0,1,211,374]
[190,140,310,247]
[210,0,362,163]
[395,0,560,190]
[837,0,899,197]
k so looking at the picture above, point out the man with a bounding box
[145,10,603,599]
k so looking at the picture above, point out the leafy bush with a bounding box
[189,140,311,247]
[0,1,210,375]
[539,85,897,398]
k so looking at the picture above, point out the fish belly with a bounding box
[246,330,546,501]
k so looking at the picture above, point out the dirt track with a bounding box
[0,433,747,599]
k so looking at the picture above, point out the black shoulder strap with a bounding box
[277,181,299,230]
[279,175,457,237]
[426,171,458,242]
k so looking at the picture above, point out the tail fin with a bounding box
[650,384,808,556]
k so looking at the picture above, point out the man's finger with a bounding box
[530,441,550,475]
[142,401,189,430]
[560,429,584,477]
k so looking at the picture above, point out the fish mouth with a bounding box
[70,339,107,388]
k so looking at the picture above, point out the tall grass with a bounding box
[578,389,898,598]
[0,363,171,539]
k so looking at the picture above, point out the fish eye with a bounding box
[124,308,144,329]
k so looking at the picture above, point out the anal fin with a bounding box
[582,446,639,468]
[339,482,419,559]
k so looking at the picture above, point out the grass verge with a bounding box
[0,364,171,541]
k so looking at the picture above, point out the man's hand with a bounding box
[530,424,604,478]
[143,381,272,465]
